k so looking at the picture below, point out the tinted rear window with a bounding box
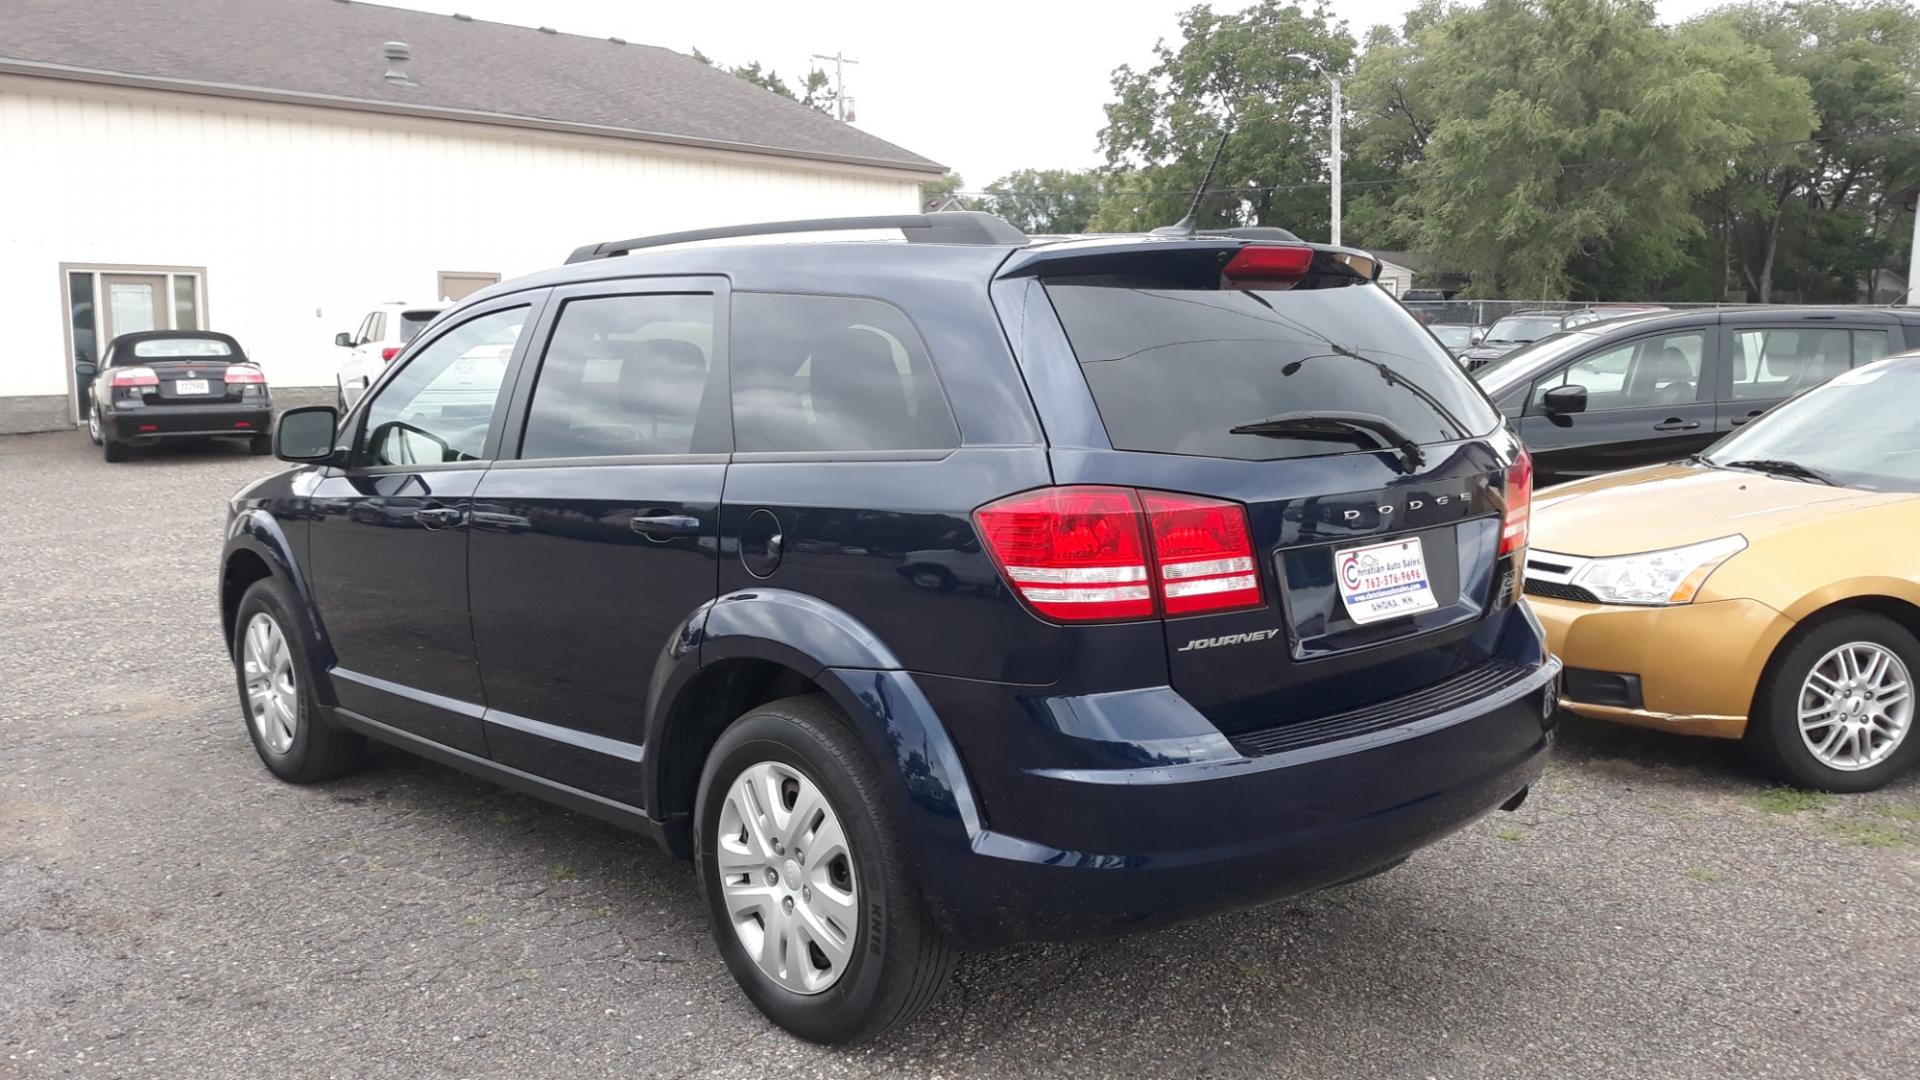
[1043,279,1497,461]
[399,311,439,343]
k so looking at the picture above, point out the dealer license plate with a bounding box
[175,379,210,395]
[1334,536,1439,625]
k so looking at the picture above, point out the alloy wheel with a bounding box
[241,612,299,755]
[1797,641,1913,772]
[87,410,101,442]
[714,761,860,995]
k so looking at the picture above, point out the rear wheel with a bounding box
[695,694,957,1043]
[232,578,365,783]
[249,433,272,455]
[102,435,127,463]
[1747,611,1920,793]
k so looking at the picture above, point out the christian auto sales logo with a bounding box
[1341,552,1380,589]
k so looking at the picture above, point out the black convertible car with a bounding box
[86,330,274,461]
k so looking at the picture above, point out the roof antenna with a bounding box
[1152,130,1230,237]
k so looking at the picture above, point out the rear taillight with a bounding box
[973,487,1154,621]
[109,367,159,388]
[1499,449,1533,557]
[381,347,403,362]
[1142,491,1263,615]
[1222,244,1314,286]
[223,365,266,384]
[975,486,1264,623]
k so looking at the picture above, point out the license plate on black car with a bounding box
[175,379,210,395]
[1334,537,1439,625]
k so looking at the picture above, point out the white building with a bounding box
[0,0,942,432]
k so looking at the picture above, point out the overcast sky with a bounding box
[393,0,1728,186]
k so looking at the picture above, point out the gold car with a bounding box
[1525,353,1920,791]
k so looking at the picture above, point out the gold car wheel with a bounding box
[1797,642,1913,773]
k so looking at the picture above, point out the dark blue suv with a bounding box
[221,212,1558,1043]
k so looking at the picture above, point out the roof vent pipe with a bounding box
[382,41,415,84]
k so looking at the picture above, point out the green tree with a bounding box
[978,169,1109,233]
[691,48,839,116]
[1687,2,1920,302]
[1090,1,1357,237]
[920,171,971,211]
[1369,0,1814,299]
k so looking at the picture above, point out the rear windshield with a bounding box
[126,338,233,360]
[1044,279,1498,461]
[1483,316,1562,343]
[399,310,439,343]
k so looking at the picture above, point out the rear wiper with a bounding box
[1717,458,1836,486]
[1229,410,1425,470]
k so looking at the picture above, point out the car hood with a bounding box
[1532,464,1919,556]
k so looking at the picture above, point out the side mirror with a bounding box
[334,332,355,347]
[75,360,98,379]
[1542,385,1589,415]
[274,406,340,463]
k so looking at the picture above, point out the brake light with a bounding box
[109,367,159,388]
[1222,244,1314,285]
[973,487,1154,621]
[223,364,266,384]
[975,486,1263,622]
[1142,491,1263,615]
[381,347,403,362]
[1500,449,1533,557]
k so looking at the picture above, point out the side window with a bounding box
[519,294,717,460]
[1852,330,1891,367]
[731,293,960,453]
[359,306,526,466]
[1728,328,1850,400]
[1533,331,1705,412]
[353,313,376,346]
[369,312,388,344]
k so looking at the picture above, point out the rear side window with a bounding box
[731,293,959,453]
[1043,280,1496,461]
[519,294,717,459]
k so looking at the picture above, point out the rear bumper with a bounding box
[888,619,1558,948]
[108,402,272,440]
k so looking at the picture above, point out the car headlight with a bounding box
[1569,535,1747,606]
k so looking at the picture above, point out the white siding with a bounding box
[0,83,923,407]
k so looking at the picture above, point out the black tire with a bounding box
[102,436,127,463]
[249,433,272,455]
[86,408,103,446]
[1746,610,1920,793]
[230,577,366,783]
[695,694,958,1044]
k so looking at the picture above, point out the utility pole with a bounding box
[810,51,859,122]
[1285,53,1342,247]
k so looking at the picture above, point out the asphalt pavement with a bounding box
[3,429,1917,1079]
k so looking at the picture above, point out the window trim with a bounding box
[340,290,550,473]
[1523,327,1715,416]
[497,276,734,462]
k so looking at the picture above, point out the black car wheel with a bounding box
[249,433,272,455]
[1747,611,1920,793]
[86,408,103,446]
[102,435,127,463]
[231,577,366,783]
[695,694,956,1044]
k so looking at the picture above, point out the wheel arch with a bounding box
[221,509,336,691]
[1754,583,1920,709]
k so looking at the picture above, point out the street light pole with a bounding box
[1286,53,1342,246]
[810,51,859,122]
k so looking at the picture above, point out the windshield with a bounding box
[1430,325,1475,348]
[1482,316,1562,344]
[1043,277,1499,461]
[127,338,233,360]
[1474,330,1601,389]
[1703,359,1920,492]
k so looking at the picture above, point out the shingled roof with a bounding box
[0,0,943,174]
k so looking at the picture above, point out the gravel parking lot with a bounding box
[3,429,1918,1079]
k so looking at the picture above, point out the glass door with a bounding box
[101,274,171,340]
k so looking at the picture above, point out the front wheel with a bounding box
[695,694,957,1043]
[1747,611,1920,792]
[86,408,103,446]
[231,578,366,783]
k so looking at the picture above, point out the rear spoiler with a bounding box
[998,237,1384,286]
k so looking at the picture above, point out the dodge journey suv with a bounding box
[220,212,1559,1043]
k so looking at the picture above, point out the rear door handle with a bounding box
[413,506,464,529]
[1653,419,1700,432]
[630,511,701,537]
[1729,410,1763,427]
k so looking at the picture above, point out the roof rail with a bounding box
[565,211,1029,264]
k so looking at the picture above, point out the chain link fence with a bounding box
[1402,299,1776,328]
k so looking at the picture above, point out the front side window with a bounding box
[731,293,959,453]
[359,306,526,466]
[1728,328,1850,401]
[519,294,717,459]
[1531,330,1705,412]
